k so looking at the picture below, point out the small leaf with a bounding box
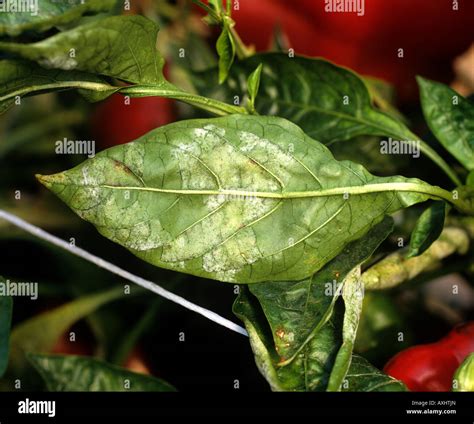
[0,0,118,36]
[216,23,236,84]
[418,76,474,171]
[342,355,407,392]
[407,201,446,258]
[247,63,263,112]
[0,276,13,377]
[0,15,165,85]
[28,354,176,392]
[326,267,364,391]
[37,115,435,284]
[9,287,123,374]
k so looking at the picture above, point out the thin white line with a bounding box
[0,209,248,337]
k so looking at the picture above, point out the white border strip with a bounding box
[0,210,248,337]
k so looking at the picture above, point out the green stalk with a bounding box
[0,81,116,103]
[362,227,470,290]
[120,82,247,116]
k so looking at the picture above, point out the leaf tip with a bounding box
[36,173,63,189]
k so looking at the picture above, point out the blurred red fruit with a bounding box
[91,94,176,148]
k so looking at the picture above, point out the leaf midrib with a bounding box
[96,181,441,200]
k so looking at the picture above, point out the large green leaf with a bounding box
[418,77,474,171]
[0,0,117,36]
[37,115,442,284]
[0,276,13,377]
[342,355,406,392]
[193,54,419,144]
[28,354,176,392]
[233,218,393,391]
[0,15,165,85]
[0,59,116,114]
[9,287,123,374]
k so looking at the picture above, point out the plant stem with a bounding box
[362,227,470,290]
[120,82,247,116]
[0,81,116,104]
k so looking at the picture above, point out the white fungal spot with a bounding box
[205,194,226,210]
[39,56,78,70]
[203,124,226,137]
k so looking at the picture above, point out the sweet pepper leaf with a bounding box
[248,217,393,362]
[0,15,165,85]
[193,53,420,144]
[233,285,342,391]
[28,354,176,392]
[0,0,118,36]
[246,63,263,112]
[37,115,437,284]
[342,355,407,392]
[418,77,474,171]
[9,287,123,374]
[326,267,364,391]
[407,201,446,258]
[0,59,117,114]
[216,22,235,84]
[0,276,13,378]
[235,218,392,391]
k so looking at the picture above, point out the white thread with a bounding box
[0,209,248,337]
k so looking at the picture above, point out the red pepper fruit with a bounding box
[384,322,474,391]
[91,94,176,148]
